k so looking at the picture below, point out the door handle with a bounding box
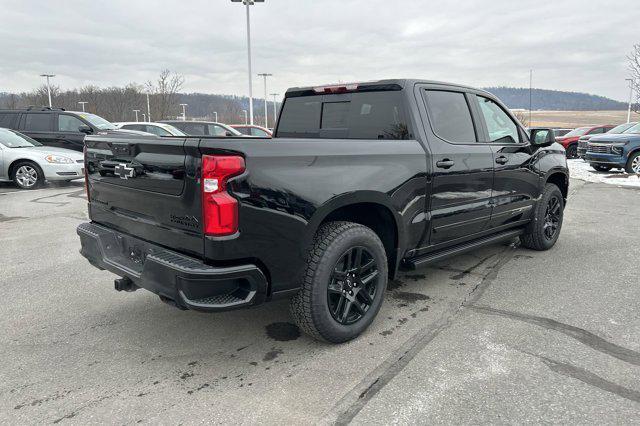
[436,159,455,169]
[495,156,508,165]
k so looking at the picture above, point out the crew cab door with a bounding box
[419,86,494,246]
[472,95,539,228]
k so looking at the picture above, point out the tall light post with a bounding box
[39,74,55,107]
[529,69,533,126]
[626,78,635,123]
[231,0,264,125]
[133,109,140,122]
[180,103,188,121]
[146,93,152,122]
[142,113,146,122]
[258,73,272,128]
[213,111,218,122]
[78,101,88,112]
[269,93,279,128]
[242,109,248,124]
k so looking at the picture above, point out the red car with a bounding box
[230,124,272,137]
[556,125,614,158]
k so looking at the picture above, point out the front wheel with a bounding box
[12,161,44,189]
[520,183,564,251]
[565,144,578,159]
[626,152,640,174]
[289,221,388,343]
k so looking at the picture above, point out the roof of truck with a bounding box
[285,79,492,96]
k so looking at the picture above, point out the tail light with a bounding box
[201,155,245,236]
[83,145,90,202]
[313,83,359,94]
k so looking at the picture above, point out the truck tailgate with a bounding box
[85,135,203,258]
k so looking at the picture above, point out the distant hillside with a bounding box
[483,87,627,111]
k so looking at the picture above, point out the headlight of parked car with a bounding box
[610,143,627,155]
[45,154,75,164]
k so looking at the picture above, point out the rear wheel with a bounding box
[12,161,43,190]
[289,221,388,343]
[592,164,612,172]
[520,183,564,251]
[565,144,578,159]
[625,152,640,174]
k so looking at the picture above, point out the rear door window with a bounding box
[0,113,17,128]
[423,90,477,143]
[276,91,410,140]
[182,123,206,135]
[22,113,52,132]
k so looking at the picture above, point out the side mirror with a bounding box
[530,128,555,146]
[78,125,93,135]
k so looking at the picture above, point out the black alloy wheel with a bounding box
[543,195,561,240]
[327,246,379,325]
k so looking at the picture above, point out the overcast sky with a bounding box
[0,0,638,101]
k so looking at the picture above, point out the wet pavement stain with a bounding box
[265,322,300,341]
[393,292,430,303]
[0,214,26,223]
[263,348,283,362]
[404,274,426,281]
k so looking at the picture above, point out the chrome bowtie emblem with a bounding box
[114,163,135,180]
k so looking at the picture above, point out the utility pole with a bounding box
[78,101,88,112]
[270,93,279,127]
[232,0,264,125]
[39,74,55,107]
[626,78,635,123]
[529,69,533,127]
[180,103,188,121]
[258,73,272,128]
[213,111,218,122]
[133,109,140,122]
[242,110,248,124]
[146,93,152,122]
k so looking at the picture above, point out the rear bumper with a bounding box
[77,222,268,311]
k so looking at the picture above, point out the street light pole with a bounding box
[270,93,279,127]
[626,78,634,123]
[146,93,152,122]
[232,0,264,125]
[213,111,218,122]
[180,103,188,121]
[258,73,272,128]
[142,113,146,122]
[242,110,248,124]
[133,109,140,122]
[78,101,88,112]
[529,69,533,126]
[39,74,55,107]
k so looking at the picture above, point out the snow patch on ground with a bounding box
[568,159,640,188]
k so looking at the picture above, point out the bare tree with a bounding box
[628,44,640,112]
[146,69,185,120]
[512,110,529,127]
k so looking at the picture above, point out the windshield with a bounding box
[607,122,636,134]
[563,127,590,137]
[0,128,42,148]
[77,113,116,130]
[623,122,640,134]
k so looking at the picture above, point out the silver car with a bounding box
[0,127,84,189]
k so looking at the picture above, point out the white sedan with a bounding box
[0,127,84,189]
[113,122,186,137]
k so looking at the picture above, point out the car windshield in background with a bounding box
[623,122,640,134]
[0,128,42,147]
[276,91,411,140]
[162,125,186,136]
[607,122,636,133]
[78,113,116,130]
[563,127,590,137]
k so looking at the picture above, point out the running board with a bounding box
[403,229,524,270]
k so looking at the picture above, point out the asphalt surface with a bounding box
[1,179,639,424]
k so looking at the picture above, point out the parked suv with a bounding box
[78,79,568,343]
[584,122,640,173]
[577,122,637,158]
[159,120,243,137]
[556,125,614,158]
[0,107,117,152]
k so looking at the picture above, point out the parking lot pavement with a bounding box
[0,180,638,424]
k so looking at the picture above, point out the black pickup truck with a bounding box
[77,79,568,343]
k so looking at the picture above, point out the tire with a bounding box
[625,151,640,174]
[11,161,44,190]
[289,221,388,343]
[520,183,564,251]
[565,144,578,159]
[591,164,612,172]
